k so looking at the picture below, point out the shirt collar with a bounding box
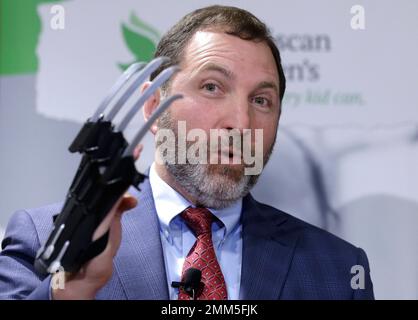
[149,163,242,238]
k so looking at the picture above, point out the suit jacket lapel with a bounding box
[114,178,169,299]
[239,194,299,300]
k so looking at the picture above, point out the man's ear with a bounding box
[142,81,161,135]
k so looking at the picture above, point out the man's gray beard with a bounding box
[157,110,275,210]
[165,162,257,209]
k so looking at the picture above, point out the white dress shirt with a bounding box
[148,163,242,300]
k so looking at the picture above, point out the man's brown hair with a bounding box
[151,5,286,101]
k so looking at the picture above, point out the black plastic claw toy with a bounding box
[34,58,182,275]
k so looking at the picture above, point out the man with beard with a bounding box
[0,5,374,300]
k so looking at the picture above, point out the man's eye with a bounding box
[252,96,270,107]
[202,83,218,92]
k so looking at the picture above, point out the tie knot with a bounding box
[181,207,213,236]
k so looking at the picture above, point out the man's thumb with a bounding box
[116,193,138,214]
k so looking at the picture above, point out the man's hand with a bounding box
[52,144,143,300]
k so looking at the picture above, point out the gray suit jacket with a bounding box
[0,177,374,299]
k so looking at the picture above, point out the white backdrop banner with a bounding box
[1,0,417,299]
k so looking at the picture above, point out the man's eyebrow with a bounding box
[195,64,279,95]
[197,63,235,79]
[254,81,279,95]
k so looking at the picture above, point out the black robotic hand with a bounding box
[34,58,182,275]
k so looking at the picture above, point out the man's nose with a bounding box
[223,98,251,131]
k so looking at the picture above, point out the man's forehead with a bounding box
[181,30,280,83]
[182,30,236,61]
[197,62,235,79]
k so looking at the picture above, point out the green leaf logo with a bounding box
[119,12,160,70]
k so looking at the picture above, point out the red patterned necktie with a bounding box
[178,207,228,300]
